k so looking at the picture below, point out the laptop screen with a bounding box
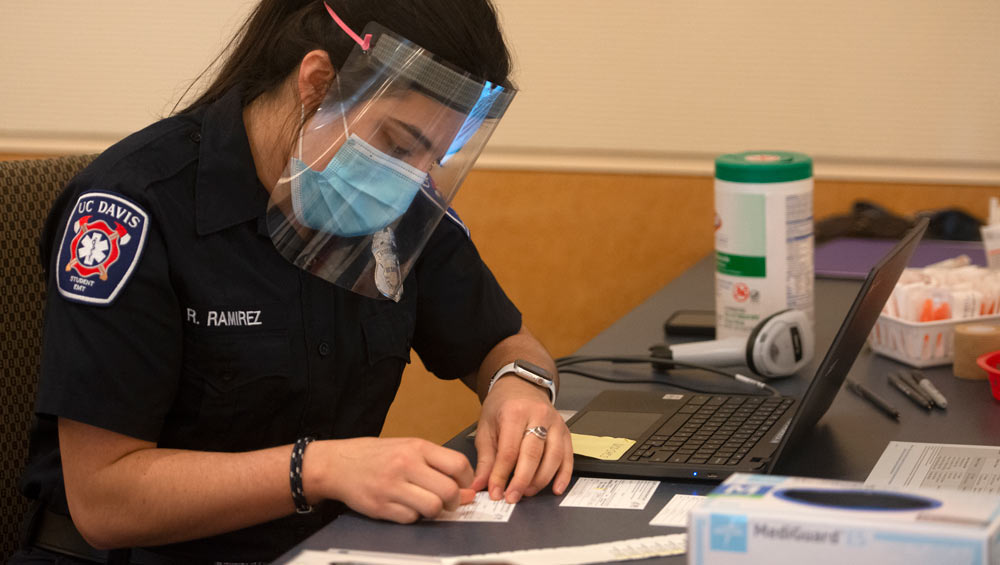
[777,217,929,454]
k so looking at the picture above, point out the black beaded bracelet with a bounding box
[290,436,315,514]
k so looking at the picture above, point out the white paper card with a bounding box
[649,494,705,527]
[434,491,516,522]
[455,533,687,564]
[559,477,659,510]
[287,548,447,564]
[866,441,1000,494]
[287,534,687,565]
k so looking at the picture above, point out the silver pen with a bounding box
[913,372,948,409]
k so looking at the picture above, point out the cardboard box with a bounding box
[689,473,1000,565]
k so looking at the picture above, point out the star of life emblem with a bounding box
[65,216,130,280]
[56,191,149,306]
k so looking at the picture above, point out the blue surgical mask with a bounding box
[290,133,426,237]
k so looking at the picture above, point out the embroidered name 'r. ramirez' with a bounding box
[186,308,263,327]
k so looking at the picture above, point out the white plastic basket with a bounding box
[867,313,1000,367]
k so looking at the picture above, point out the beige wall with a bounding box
[3,1,999,184]
[485,1,1000,185]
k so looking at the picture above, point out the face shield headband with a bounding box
[266,9,516,301]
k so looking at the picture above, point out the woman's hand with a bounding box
[304,437,476,523]
[470,377,573,503]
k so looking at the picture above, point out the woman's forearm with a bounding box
[60,418,295,549]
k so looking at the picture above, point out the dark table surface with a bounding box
[273,258,999,564]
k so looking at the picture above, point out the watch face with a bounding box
[515,359,551,380]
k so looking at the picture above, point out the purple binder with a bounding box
[815,237,987,279]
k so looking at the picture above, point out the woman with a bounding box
[13,1,571,563]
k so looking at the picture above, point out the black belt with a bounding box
[31,508,268,565]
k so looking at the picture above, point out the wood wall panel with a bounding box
[380,171,998,442]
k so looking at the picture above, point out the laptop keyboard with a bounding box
[626,395,794,466]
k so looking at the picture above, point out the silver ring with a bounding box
[524,426,548,440]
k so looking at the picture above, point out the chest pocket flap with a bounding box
[361,308,413,366]
[174,331,294,451]
[184,332,292,392]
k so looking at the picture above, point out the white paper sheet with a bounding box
[866,441,1000,494]
[559,477,659,510]
[286,534,688,565]
[434,491,516,522]
[649,494,705,527]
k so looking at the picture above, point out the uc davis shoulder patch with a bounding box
[56,191,149,306]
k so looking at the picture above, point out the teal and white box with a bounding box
[689,473,1000,565]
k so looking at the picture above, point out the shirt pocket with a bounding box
[362,307,414,367]
[179,330,294,451]
[347,306,414,435]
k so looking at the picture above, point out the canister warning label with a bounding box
[716,252,766,277]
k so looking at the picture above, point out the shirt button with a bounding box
[318,342,331,357]
[189,131,201,143]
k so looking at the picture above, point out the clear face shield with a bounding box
[266,17,516,301]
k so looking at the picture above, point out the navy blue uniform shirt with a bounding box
[19,84,521,563]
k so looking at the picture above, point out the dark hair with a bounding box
[176,0,511,114]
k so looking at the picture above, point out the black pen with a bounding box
[895,370,935,406]
[847,379,900,421]
[887,371,933,410]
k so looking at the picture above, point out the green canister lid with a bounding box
[715,151,812,183]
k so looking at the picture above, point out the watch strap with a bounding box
[487,360,556,404]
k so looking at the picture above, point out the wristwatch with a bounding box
[487,359,556,405]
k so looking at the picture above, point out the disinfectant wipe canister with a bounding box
[714,151,814,339]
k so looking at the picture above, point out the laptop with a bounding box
[566,217,929,480]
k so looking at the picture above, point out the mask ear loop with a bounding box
[285,104,308,184]
[298,104,305,160]
[295,75,352,177]
[335,75,350,140]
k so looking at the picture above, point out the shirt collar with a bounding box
[194,85,271,236]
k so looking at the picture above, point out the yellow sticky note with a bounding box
[571,433,637,461]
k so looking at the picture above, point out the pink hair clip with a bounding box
[324,2,372,51]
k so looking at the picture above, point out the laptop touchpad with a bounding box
[570,411,661,440]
